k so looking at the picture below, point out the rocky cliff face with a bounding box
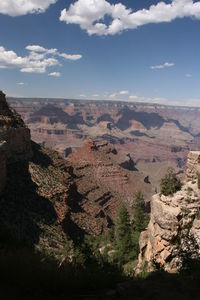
[137,151,200,273]
[0,141,6,193]
[0,91,32,163]
[0,91,32,194]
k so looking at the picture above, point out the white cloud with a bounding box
[60,0,200,36]
[79,94,87,98]
[17,82,24,86]
[59,53,82,61]
[120,90,129,95]
[48,72,61,77]
[0,45,82,74]
[26,45,82,61]
[129,95,139,100]
[0,0,57,17]
[186,73,192,77]
[92,94,99,97]
[26,45,57,54]
[183,98,200,107]
[109,93,117,99]
[151,62,175,70]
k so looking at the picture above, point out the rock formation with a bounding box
[0,91,32,194]
[0,91,32,163]
[0,140,7,193]
[137,151,200,273]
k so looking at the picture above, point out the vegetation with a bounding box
[187,186,193,196]
[114,204,133,264]
[197,172,200,189]
[0,189,150,297]
[132,192,149,232]
[160,168,182,196]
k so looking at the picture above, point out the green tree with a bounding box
[132,192,149,232]
[160,168,182,196]
[114,204,132,264]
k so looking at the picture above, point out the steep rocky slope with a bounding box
[0,91,32,162]
[0,141,6,193]
[68,139,152,213]
[137,151,200,273]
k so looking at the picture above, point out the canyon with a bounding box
[2,92,200,271]
[0,92,150,256]
[8,97,200,199]
[1,91,200,299]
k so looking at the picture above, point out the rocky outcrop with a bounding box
[137,151,200,274]
[185,151,200,182]
[0,141,7,193]
[0,91,32,163]
[0,91,32,195]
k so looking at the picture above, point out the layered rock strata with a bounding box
[137,151,200,273]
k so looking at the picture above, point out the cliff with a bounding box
[137,151,200,273]
[0,141,6,193]
[0,90,32,163]
[0,91,32,194]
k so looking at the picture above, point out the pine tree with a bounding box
[132,192,149,232]
[114,204,132,264]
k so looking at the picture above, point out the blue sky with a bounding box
[0,0,200,106]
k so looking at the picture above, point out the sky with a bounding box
[0,0,200,106]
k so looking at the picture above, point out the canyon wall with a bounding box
[137,151,200,273]
[0,91,32,193]
[0,141,6,193]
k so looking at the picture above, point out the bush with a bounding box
[160,168,182,196]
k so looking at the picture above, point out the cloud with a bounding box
[17,82,24,86]
[0,0,57,17]
[109,93,117,99]
[186,73,192,77]
[120,90,129,95]
[79,94,87,98]
[183,98,200,107]
[92,94,100,97]
[60,0,200,36]
[151,62,175,70]
[26,45,57,54]
[0,45,82,74]
[48,72,61,77]
[26,45,82,60]
[59,53,82,61]
[129,95,139,100]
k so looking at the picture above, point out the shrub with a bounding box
[160,168,182,196]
